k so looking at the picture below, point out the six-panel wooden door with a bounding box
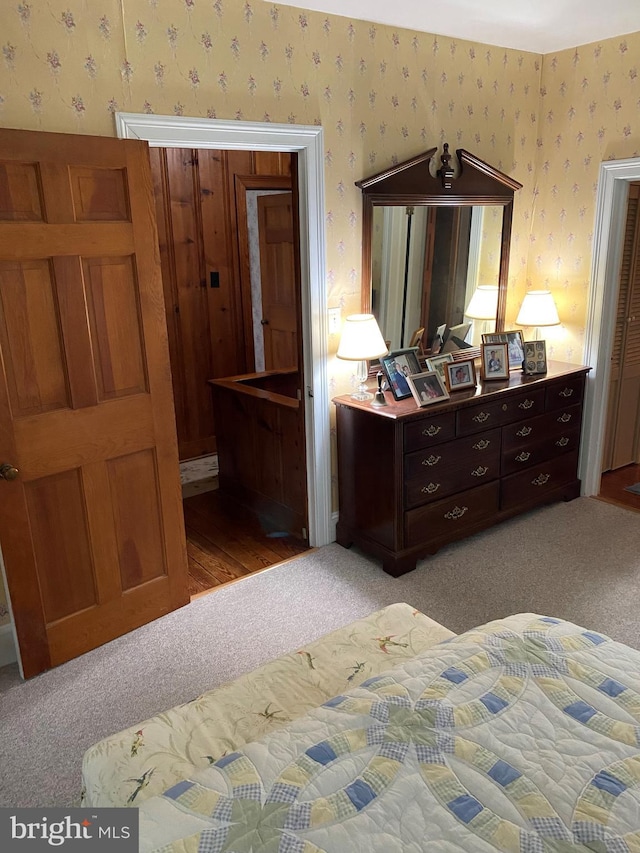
[0,128,189,678]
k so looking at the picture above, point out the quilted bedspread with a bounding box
[139,613,640,852]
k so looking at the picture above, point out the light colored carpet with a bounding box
[0,496,638,808]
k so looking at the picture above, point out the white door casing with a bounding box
[581,156,640,495]
[116,113,332,547]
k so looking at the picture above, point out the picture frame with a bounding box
[444,358,477,391]
[407,370,450,407]
[482,330,525,370]
[481,342,509,380]
[408,326,425,349]
[523,340,548,375]
[430,323,447,355]
[380,348,422,400]
[425,352,454,385]
[481,332,507,346]
[505,329,525,370]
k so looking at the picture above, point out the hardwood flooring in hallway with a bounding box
[183,490,310,597]
[598,462,640,513]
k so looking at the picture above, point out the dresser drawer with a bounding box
[502,427,581,475]
[404,411,456,451]
[405,481,500,547]
[545,375,585,411]
[501,450,579,510]
[502,404,583,452]
[404,429,501,509]
[457,387,545,435]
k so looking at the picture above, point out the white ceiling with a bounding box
[271,0,640,54]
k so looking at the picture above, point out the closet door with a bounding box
[603,184,640,470]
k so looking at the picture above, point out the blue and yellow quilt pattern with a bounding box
[139,614,640,852]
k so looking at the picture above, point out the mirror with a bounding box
[357,145,522,356]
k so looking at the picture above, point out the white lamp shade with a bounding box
[515,290,560,327]
[336,313,388,361]
[465,285,499,320]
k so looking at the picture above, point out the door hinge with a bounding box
[307,386,314,398]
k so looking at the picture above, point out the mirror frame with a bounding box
[356,145,523,346]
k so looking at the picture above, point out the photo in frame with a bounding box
[523,340,548,375]
[481,342,509,380]
[445,358,477,391]
[482,330,525,370]
[407,370,450,407]
[426,353,454,385]
[380,348,422,400]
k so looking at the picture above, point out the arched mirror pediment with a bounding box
[357,145,522,356]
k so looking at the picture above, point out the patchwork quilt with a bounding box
[81,603,454,808]
[138,613,640,852]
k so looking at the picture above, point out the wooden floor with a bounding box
[598,462,640,513]
[184,490,310,597]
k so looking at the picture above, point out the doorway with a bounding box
[147,144,309,594]
[116,113,332,549]
[580,155,640,499]
[597,181,640,513]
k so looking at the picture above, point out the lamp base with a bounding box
[350,361,372,401]
[350,386,373,402]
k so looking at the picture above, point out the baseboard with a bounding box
[0,623,17,668]
[330,511,338,543]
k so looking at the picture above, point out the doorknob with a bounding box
[0,463,18,480]
[260,318,270,325]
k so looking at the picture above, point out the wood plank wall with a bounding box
[149,148,293,461]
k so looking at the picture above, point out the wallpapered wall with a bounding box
[0,0,639,628]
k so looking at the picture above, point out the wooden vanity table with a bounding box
[334,361,590,576]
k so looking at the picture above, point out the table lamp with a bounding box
[465,285,499,337]
[515,289,560,339]
[336,313,388,402]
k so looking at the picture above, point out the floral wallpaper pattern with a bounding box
[0,1,639,627]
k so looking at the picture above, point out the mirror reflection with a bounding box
[371,203,504,354]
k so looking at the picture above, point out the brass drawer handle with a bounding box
[515,451,531,463]
[473,412,490,423]
[471,466,488,477]
[519,399,534,410]
[556,436,569,447]
[444,505,468,520]
[559,387,574,397]
[422,425,442,437]
[473,439,490,450]
[516,426,532,437]
[557,413,572,423]
[421,454,441,467]
[532,473,550,486]
[421,483,441,494]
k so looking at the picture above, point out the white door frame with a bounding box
[116,113,332,546]
[581,156,640,495]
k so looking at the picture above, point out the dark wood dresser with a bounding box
[334,361,591,576]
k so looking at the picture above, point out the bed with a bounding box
[81,603,455,809]
[83,607,640,852]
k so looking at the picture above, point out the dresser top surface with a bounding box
[333,361,591,421]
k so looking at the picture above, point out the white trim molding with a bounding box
[581,156,640,496]
[116,113,332,546]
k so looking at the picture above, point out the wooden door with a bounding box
[603,183,640,471]
[0,129,189,678]
[257,192,298,370]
